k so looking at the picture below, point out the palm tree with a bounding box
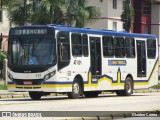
[64,0,101,27]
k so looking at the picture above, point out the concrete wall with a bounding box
[0,9,10,36]
[86,0,123,31]
[151,4,160,74]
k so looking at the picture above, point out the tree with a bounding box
[121,0,134,32]
[4,0,101,27]
[64,0,101,27]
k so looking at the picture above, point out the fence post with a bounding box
[3,59,7,85]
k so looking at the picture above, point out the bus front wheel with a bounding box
[29,92,42,100]
[67,79,81,99]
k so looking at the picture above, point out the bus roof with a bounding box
[14,24,156,39]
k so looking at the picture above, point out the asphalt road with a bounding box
[0,92,160,120]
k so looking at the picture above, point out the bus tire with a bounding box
[116,77,133,96]
[29,92,42,100]
[123,77,133,96]
[67,79,81,99]
[84,91,100,98]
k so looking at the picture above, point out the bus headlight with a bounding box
[44,70,56,81]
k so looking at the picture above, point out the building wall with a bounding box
[151,3,160,74]
[86,0,123,31]
[0,9,10,51]
[0,9,10,36]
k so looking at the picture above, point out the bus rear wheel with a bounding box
[124,77,133,96]
[67,79,81,99]
[29,92,42,100]
[116,77,133,96]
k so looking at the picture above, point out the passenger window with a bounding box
[125,38,135,58]
[114,37,125,58]
[103,36,114,57]
[147,39,156,59]
[82,34,88,57]
[71,33,82,56]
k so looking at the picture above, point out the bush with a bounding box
[0,52,7,64]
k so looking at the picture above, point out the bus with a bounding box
[7,24,158,100]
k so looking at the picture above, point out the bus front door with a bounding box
[90,37,102,80]
[137,40,146,77]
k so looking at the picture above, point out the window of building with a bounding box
[72,33,82,56]
[144,25,149,34]
[113,22,117,31]
[143,6,150,15]
[103,36,114,57]
[0,9,2,23]
[147,39,156,59]
[125,38,135,58]
[113,0,117,9]
[82,34,88,57]
[114,37,125,58]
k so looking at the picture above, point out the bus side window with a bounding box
[147,39,156,59]
[114,37,125,58]
[71,33,82,56]
[125,37,135,58]
[57,31,70,70]
[103,36,114,57]
[82,34,88,57]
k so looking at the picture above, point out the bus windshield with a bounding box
[8,37,56,66]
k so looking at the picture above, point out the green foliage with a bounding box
[0,84,8,90]
[121,0,134,32]
[4,0,101,27]
[0,52,7,64]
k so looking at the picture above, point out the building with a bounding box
[86,0,124,31]
[132,0,160,73]
[0,6,10,51]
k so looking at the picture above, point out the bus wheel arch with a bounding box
[67,74,84,99]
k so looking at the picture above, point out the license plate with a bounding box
[23,81,32,85]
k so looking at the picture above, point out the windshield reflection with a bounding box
[8,37,55,65]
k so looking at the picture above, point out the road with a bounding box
[0,92,160,119]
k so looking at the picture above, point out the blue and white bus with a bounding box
[7,24,158,100]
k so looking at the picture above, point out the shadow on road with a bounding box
[0,93,149,102]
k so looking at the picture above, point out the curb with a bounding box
[64,110,160,120]
[0,89,160,99]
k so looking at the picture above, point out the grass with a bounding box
[151,84,160,89]
[0,84,8,90]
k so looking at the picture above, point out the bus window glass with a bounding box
[8,37,55,65]
[57,31,70,70]
[83,34,88,56]
[114,37,125,57]
[147,39,156,58]
[125,38,135,58]
[103,36,114,57]
[72,33,82,56]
